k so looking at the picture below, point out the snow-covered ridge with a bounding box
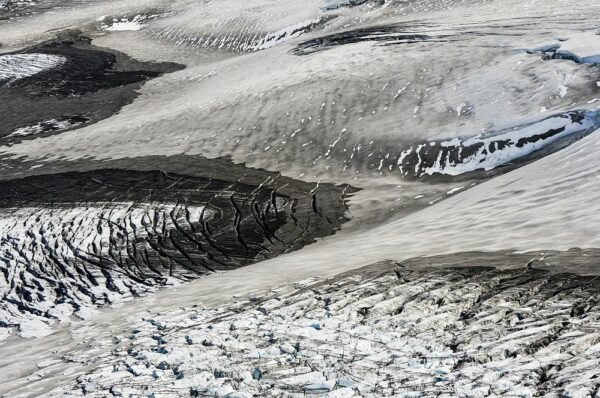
[0,53,66,86]
[396,109,600,177]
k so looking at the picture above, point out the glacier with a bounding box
[1,0,600,396]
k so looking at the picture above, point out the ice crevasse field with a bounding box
[1,0,600,396]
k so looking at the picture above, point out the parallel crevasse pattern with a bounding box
[0,166,352,334]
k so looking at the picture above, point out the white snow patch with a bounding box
[103,16,145,31]
[18,320,54,339]
[446,186,464,195]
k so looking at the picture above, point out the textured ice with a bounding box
[0,54,66,85]
[321,0,368,11]
[0,0,36,11]
[524,31,600,66]
[398,109,600,177]
[6,118,85,138]
[104,19,144,31]
[0,203,202,335]
[45,262,600,397]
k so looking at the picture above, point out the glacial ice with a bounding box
[6,118,86,138]
[1,0,600,396]
[0,54,66,85]
[47,261,600,397]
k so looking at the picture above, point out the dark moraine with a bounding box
[290,23,449,55]
[0,155,355,327]
[0,30,183,142]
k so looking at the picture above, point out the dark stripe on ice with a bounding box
[0,155,355,328]
[290,23,450,55]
